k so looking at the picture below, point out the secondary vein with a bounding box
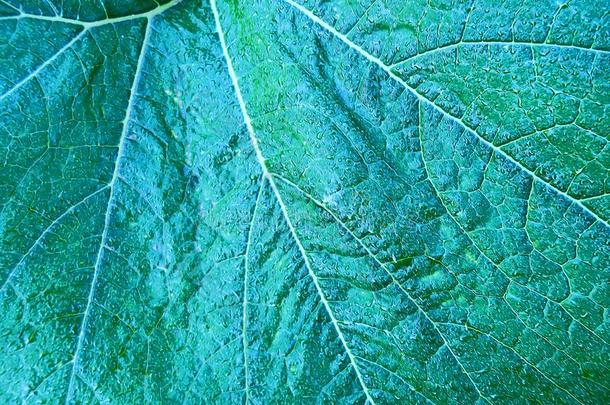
[0,0,182,28]
[0,29,86,101]
[0,185,109,294]
[282,0,609,231]
[64,16,153,404]
[390,40,609,68]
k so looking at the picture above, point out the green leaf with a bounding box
[1,0,608,403]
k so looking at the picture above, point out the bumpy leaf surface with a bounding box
[1,0,609,403]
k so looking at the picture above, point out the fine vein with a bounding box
[0,185,109,293]
[416,103,591,403]
[242,175,265,403]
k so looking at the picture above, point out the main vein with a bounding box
[64,16,153,404]
[283,0,609,230]
[209,0,375,403]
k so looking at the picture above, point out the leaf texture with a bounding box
[0,0,609,403]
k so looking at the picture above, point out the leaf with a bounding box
[0,0,608,403]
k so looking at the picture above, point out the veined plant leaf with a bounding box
[0,0,609,403]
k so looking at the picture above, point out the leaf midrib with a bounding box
[209,0,377,402]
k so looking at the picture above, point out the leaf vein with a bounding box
[210,1,375,403]
[0,29,86,101]
[0,185,109,294]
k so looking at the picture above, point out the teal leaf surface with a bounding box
[1,0,609,403]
